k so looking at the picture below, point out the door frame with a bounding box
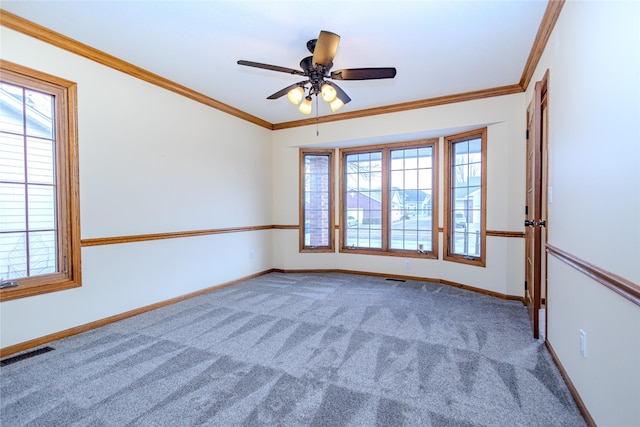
[525,70,549,340]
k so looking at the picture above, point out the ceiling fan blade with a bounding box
[331,68,397,80]
[237,60,305,76]
[266,80,308,100]
[312,31,340,69]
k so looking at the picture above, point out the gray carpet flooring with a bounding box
[1,272,586,426]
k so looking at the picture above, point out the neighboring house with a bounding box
[453,176,481,224]
[346,189,403,224]
[394,188,430,216]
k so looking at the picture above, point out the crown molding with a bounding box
[272,84,523,130]
[519,0,565,90]
[1,1,565,131]
[0,9,272,130]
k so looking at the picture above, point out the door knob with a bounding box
[524,220,535,227]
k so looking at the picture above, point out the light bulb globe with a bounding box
[321,83,337,102]
[287,86,304,105]
[329,97,344,112]
[299,96,313,114]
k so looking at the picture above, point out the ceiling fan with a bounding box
[237,30,397,115]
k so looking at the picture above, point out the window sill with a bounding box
[339,247,438,259]
[300,247,335,253]
[0,276,81,302]
[443,254,486,267]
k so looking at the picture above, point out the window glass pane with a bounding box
[417,169,431,190]
[0,182,26,232]
[418,147,432,167]
[370,151,382,169]
[468,138,482,163]
[0,133,25,182]
[388,146,434,252]
[27,137,55,184]
[303,153,331,248]
[449,136,483,258]
[0,82,24,134]
[390,148,404,163]
[28,231,57,276]
[369,171,382,190]
[452,230,480,257]
[24,89,54,140]
[344,151,383,249]
[28,184,56,230]
[346,224,382,249]
[403,149,418,168]
[469,163,481,180]
[0,76,64,283]
[1,232,26,280]
[454,140,468,158]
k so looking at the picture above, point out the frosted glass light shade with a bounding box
[329,97,344,112]
[321,83,337,102]
[287,86,304,104]
[299,97,313,114]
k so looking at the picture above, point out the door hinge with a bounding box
[525,205,529,215]
[526,129,529,139]
[524,281,528,290]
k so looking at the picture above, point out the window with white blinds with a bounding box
[0,61,81,301]
[0,82,58,279]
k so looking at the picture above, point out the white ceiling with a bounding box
[1,0,548,125]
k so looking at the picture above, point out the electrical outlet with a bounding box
[579,329,587,358]
[405,260,411,270]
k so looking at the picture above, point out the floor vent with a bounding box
[0,346,54,366]
[385,278,406,282]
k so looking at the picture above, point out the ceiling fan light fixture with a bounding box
[287,86,305,104]
[320,83,337,102]
[329,97,344,112]
[237,30,397,117]
[299,96,313,114]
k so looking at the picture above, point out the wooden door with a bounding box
[525,80,543,339]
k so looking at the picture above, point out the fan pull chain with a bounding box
[316,95,320,136]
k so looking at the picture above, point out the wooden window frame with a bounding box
[339,139,438,258]
[0,60,81,301]
[443,128,487,267]
[299,149,335,252]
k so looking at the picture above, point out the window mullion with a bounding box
[381,148,389,250]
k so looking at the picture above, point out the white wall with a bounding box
[271,94,526,298]
[525,2,640,425]
[0,28,273,348]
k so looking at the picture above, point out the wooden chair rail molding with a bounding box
[81,225,524,247]
[80,225,273,247]
[546,243,640,306]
